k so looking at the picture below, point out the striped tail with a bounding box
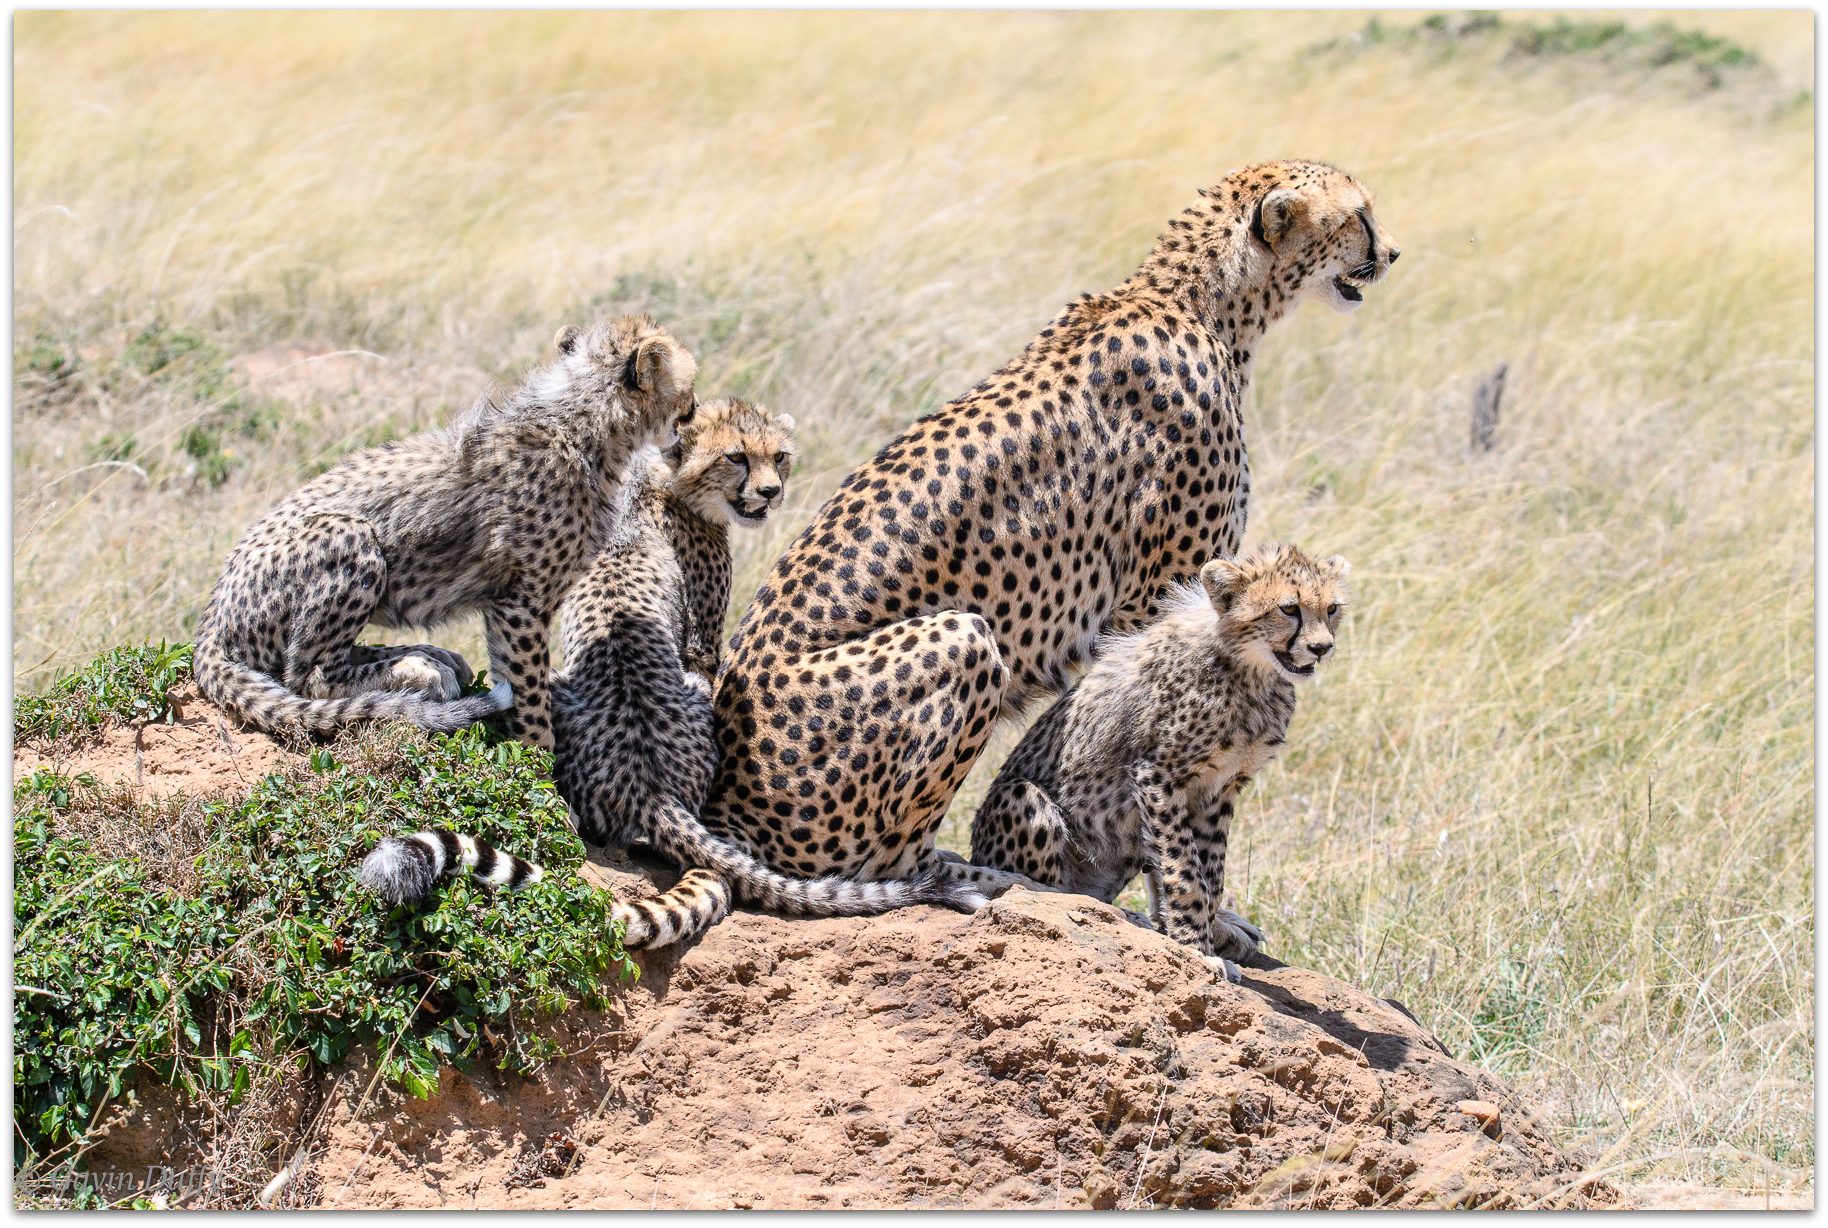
[613,869,732,949]
[360,829,544,905]
[645,801,986,920]
[195,655,511,735]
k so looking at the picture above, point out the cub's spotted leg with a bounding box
[279,516,435,702]
[1130,761,1241,980]
[703,612,1006,885]
[485,598,556,751]
[969,779,1072,886]
[347,644,476,701]
[1198,781,1265,965]
[924,848,1062,909]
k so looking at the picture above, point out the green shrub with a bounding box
[13,642,193,742]
[13,646,636,1172]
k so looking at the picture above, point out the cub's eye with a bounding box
[773,452,787,465]
[1279,602,1299,617]
[1327,603,1339,617]
[726,452,749,466]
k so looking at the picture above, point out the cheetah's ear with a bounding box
[627,333,699,399]
[1255,188,1306,250]
[1322,554,1351,578]
[554,325,581,355]
[1200,558,1247,612]
[775,413,795,432]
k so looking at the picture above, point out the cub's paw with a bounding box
[413,645,475,689]
[1212,908,1265,961]
[1202,954,1245,984]
[1121,908,1161,933]
[389,653,463,701]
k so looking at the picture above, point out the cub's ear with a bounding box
[1257,188,1306,250]
[1200,558,1247,611]
[554,324,581,355]
[1322,554,1351,577]
[775,412,796,432]
[627,333,699,398]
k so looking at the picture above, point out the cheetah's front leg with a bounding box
[1195,782,1265,966]
[1131,761,1242,981]
[485,598,555,750]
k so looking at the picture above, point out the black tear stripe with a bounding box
[1357,206,1377,269]
[1282,606,1305,656]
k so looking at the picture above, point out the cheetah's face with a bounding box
[670,399,800,528]
[1201,544,1351,680]
[1257,175,1401,315]
[549,316,699,445]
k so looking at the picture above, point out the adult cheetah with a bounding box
[698,159,1398,896]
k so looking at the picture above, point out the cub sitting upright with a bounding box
[194,316,699,749]
[968,542,1349,980]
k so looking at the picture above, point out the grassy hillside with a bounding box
[14,10,1811,1196]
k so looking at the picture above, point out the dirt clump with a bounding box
[14,684,299,800]
[48,699,1612,1209]
[285,858,1609,1210]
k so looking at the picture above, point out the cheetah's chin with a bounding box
[1274,651,1317,677]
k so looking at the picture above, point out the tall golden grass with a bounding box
[14,10,1811,1198]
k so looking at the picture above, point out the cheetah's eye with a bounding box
[773,452,787,465]
[727,452,749,467]
[1327,603,1339,617]
[1279,602,1299,617]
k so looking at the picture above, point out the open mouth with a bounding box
[1334,261,1378,303]
[731,501,770,523]
[1274,651,1315,676]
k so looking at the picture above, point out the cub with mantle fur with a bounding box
[194,316,699,749]
[966,542,1350,981]
[363,399,1012,946]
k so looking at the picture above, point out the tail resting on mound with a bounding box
[644,800,988,924]
[360,829,544,906]
[196,657,512,735]
[360,800,986,950]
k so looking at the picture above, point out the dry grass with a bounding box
[14,10,1811,1198]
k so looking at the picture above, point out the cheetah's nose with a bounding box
[1386,247,1400,264]
[756,485,781,500]
[1309,642,1333,658]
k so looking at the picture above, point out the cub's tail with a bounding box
[195,654,511,735]
[360,829,544,905]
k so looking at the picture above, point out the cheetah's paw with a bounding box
[1202,954,1244,984]
[388,653,463,701]
[1212,908,1265,961]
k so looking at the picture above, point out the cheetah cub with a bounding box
[969,542,1349,981]
[365,399,993,940]
[194,316,698,749]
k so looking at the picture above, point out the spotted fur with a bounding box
[697,160,1398,903]
[193,316,699,748]
[968,543,1350,981]
[360,403,978,944]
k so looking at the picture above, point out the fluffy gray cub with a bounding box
[192,315,698,750]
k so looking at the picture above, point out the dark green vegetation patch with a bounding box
[13,645,635,1172]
